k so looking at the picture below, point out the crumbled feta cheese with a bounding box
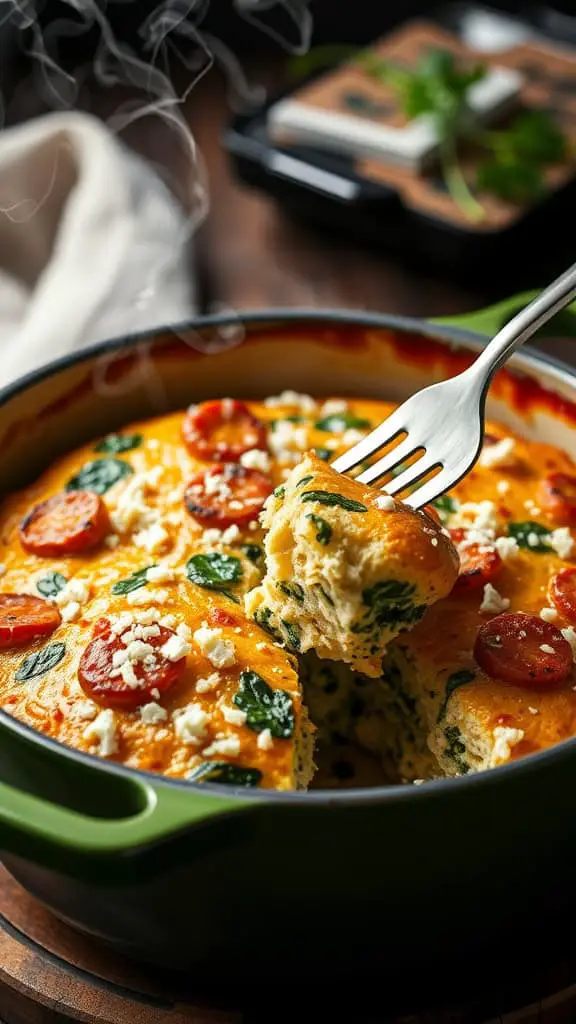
[540,644,556,655]
[320,399,348,416]
[222,705,247,726]
[203,472,231,498]
[159,614,177,629]
[127,588,169,606]
[166,489,182,506]
[146,564,176,584]
[548,527,575,560]
[125,640,155,661]
[431,537,439,547]
[496,480,510,495]
[268,420,307,462]
[264,390,316,412]
[342,428,366,447]
[109,611,134,634]
[240,449,271,472]
[452,500,498,534]
[73,700,98,721]
[561,626,576,660]
[195,672,221,694]
[494,536,519,560]
[220,524,241,545]
[490,726,524,766]
[134,608,161,625]
[528,706,539,715]
[257,728,274,751]
[202,735,241,758]
[193,625,236,668]
[540,607,558,623]
[133,521,170,555]
[202,528,223,545]
[176,622,192,641]
[173,703,210,744]
[139,702,168,724]
[105,535,120,549]
[374,494,395,511]
[55,578,91,607]
[160,634,191,662]
[480,583,510,615]
[147,438,160,450]
[228,500,243,511]
[479,437,515,468]
[83,709,118,757]
[61,601,81,622]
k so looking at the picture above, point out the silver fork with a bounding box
[332,262,576,510]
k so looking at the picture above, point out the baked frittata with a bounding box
[1,392,576,788]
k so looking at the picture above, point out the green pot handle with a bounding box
[432,289,576,338]
[0,717,249,868]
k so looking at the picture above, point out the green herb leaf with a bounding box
[277,582,305,604]
[186,553,243,593]
[36,572,67,598]
[507,521,552,553]
[443,725,470,774]
[314,447,332,462]
[15,642,66,682]
[301,490,367,513]
[296,475,314,488]
[352,579,426,636]
[305,512,333,544]
[476,157,544,204]
[315,412,371,433]
[432,495,459,520]
[66,458,133,495]
[253,606,282,641]
[111,566,155,596]
[274,486,286,500]
[188,761,262,787]
[95,433,142,454]
[241,544,264,565]
[233,669,295,738]
[315,583,334,606]
[437,669,475,723]
[281,620,301,651]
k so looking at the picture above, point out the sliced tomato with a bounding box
[184,464,273,529]
[550,568,576,623]
[78,626,185,710]
[182,399,267,462]
[20,491,110,557]
[208,607,238,628]
[474,613,572,688]
[0,594,61,649]
[538,473,576,525]
[450,529,502,593]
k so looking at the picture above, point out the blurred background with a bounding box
[1,0,576,335]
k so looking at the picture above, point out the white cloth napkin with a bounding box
[0,111,197,385]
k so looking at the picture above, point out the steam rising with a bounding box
[0,0,312,400]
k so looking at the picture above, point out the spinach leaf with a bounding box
[437,669,475,723]
[66,458,133,495]
[111,566,155,596]
[296,475,314,488]
[241,544,264,565]
[95,433,142,454]
[314,447,332,462]
[186,553,243,595]
[274,486,286,500]
[277,582,305,604]
[281,620,301,651]
[233,669,295,738]
[507,521,552,553]
[443,725,470,774]
[253,606,282,641]
[15,642,66,682]
[315,412,371,432]
[305,512,332,544]
[301,490,367,513]
[432,495,459,520]
[316,583,334,606]
[188,761,262,787]
[36,572,67,598]
[352,580,426,636]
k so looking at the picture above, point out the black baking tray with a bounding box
[223,4,576,291]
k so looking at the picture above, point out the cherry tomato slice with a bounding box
[474,613,572,688]
[182,399,267,463]
[184,464,273,529]
[0,594,61,649]
[78,625,185,710]
[20,491,110,557]
[450,529,502,593]
[208,607,238,628]
[550,568,576,623]
[538,473,576,525]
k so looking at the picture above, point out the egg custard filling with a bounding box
[1,393,576,789]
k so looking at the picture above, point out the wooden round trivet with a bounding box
[2,861,576,1024]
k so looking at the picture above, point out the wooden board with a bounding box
[4,862,576,1023]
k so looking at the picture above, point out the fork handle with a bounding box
[471,261,576,382]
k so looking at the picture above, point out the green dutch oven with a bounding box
[0,300,576,1001]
